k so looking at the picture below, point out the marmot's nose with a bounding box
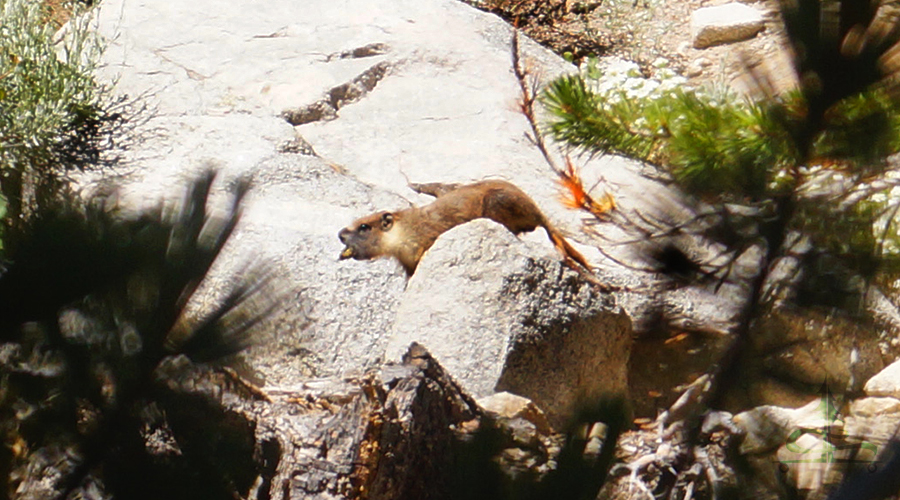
[338,228,350,243]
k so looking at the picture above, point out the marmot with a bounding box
[338,180,591,275]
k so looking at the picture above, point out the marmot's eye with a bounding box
[359,223,371,232]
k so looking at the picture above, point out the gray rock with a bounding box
[83,0,729,402]
[850,396,900,417]
[691,3,765,49]
[685,57,711,77]
[84,0,630,385]
[733,405,795,455]
[768,396,898,491]
[774,433,843,491]
[387,220,633,427]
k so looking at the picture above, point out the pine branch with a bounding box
[511,30,564,177]
[510,30,619,292]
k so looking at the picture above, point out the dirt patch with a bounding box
[41,0,94,28]
[463,0,797,94]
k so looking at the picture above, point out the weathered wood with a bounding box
[243,344,484,500]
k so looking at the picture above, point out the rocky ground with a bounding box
[464,0,796,93]
[42,0,900,497]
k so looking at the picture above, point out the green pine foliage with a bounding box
[543,41,900,301]
[541,3,900,455]
[541,4,900,495]
[542,75,900,202]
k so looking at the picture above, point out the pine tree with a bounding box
[546,0,900,400]
[542,1,900,497]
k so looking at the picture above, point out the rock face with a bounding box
[85,0,754,427]
[87,0,642,389]
[845,397,900,448]
[691,3,765,49]
[734,399,834,455]
[85,0,856,440]
[387,220,633,427]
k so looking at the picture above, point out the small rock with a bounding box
[583,422,607,456]
[691,3,765,49]
[685,58,711,78]
[498,447,543,476]
[505,417,541,449]
[478,391,553,435]
[775,434,844,491]
[684,58,705,78]
[738,395,897,492]
[455,418,481,435]
[864,359,900,398]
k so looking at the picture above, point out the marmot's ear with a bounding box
[381,212,394,230]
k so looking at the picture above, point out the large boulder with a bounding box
[86,0,639,385]
[84,0,735,415]
[386,220,633,427]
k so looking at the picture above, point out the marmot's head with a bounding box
[338,211,395,261]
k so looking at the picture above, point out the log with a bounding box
[245,343,485,500]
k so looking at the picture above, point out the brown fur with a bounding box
[338,180,591,275]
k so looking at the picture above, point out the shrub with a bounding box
[0,171,281,499]
[0,0,127,247]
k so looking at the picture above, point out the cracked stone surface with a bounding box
[83,0,738,395]
[282,61,391,125]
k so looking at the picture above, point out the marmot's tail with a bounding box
[546,228,591,271]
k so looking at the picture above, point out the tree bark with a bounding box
[243,344,484,500]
